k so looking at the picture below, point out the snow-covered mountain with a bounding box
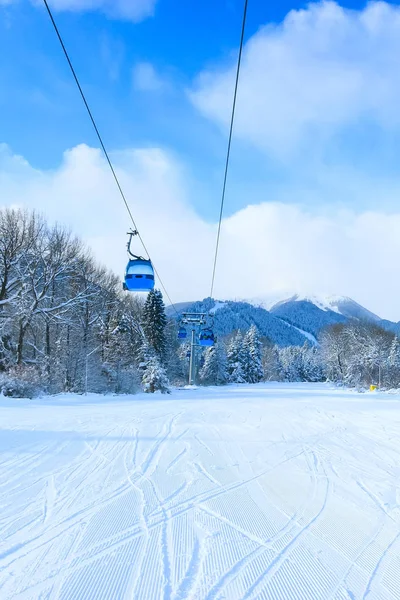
[273,294,381,321]
[270,294,400,338]
[168,295,400,346]
[269,297,346,337]
[168,297,312,347]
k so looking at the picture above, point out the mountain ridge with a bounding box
[167,295,400,346]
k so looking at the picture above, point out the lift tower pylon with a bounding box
[180,312,207,385]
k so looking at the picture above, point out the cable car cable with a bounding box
[210,0,248,299]
[42,0,179,315]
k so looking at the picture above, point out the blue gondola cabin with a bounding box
[178,327,187,339]
[199,329,215,347]
[123,259,155,292]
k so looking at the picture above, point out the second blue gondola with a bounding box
[178,326,187,339]
[199,328,215,347]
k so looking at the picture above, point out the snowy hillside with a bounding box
[172,298,310,346]
[168,295,400,346]
[270,297,348,337]
[271,295,400,339]
[2,383,400,599]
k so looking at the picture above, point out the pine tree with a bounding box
[279,346,302,381]
[164,322,186,385]
[199,343,228,385]
[141,342,170,394]
[262,345,282,381]
[230,360,246,383]
[142,289,167,361]
[227,330,242,375]
[227,331,246,383]
[102,314,142,393]
[242,325,264,383]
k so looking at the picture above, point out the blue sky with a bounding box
[0,0,386,218]
[3,0,400,317]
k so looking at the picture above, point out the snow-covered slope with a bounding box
[2,383,400,599]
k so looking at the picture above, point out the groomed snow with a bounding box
[1,383,400,599]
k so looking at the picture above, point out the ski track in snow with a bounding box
[1,383,400,599]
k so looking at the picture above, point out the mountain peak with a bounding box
[271,294,382,324]
[290,294,355,314]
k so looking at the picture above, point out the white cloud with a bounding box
[190,1,400,157]
[0,143,215,303]
[132,62,165,91]
[2,143,400,320]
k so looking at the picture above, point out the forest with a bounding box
[1,207,399,397]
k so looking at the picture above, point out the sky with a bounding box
[3,0,400,319]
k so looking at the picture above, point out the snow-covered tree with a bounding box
[227,331,246,383]
[101,310,142,394]
[229,360,246,383]
[301,343,325,382]
[389,337,400,387]
[389,336,400,366]
[242,325,264,383]
[142,289,167,361]
[320,324,346,382]
[319,321,396,388]
[199,343,228,385]
[141,343,170,394]
[279,346,303,381]
[0,207,152,395]
[277,343,324,383]
[163,321,186,384]
[262,345,282,381]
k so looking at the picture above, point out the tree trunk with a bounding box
[17,321,26,365]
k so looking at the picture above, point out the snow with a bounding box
[248,294,351,313]
[245,296,283,310]
[1,382,400,599]
[278,316,318,345]
[292,325,318,345]
[209,301,226,314]
[292,294,352,313]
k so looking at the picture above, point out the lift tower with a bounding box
[180,312,207,385]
